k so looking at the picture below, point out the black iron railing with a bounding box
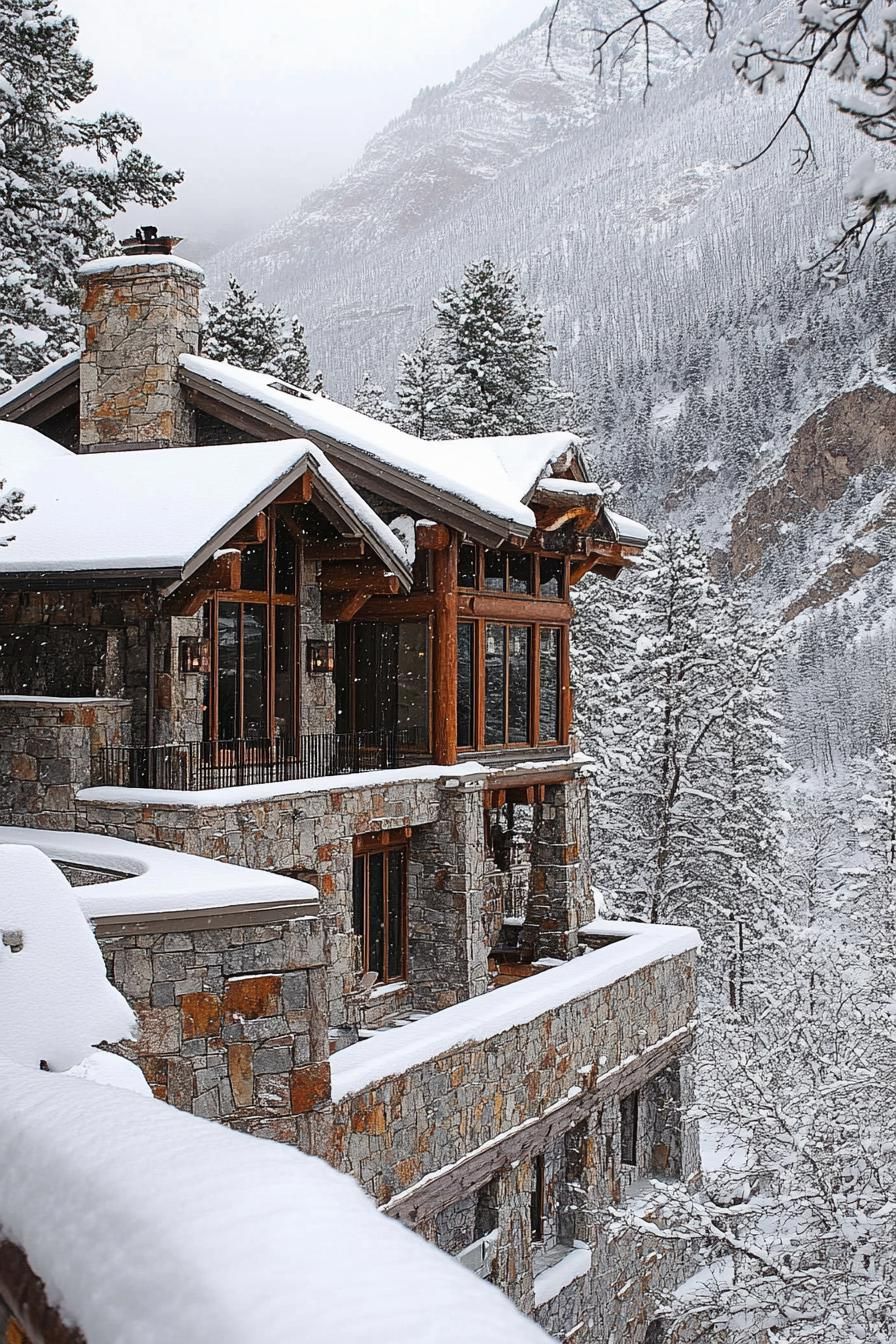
[93,730,429,791]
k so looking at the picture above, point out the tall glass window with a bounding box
[508,626,531,743]
[457,622,475,749]
[539,628,561,742]
[485,624,506,746]
[352,846,407,983]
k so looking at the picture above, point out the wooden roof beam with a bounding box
[162,550,241,616]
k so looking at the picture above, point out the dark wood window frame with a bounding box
[457,619,567,752]
[530,1152,546,1243]
[205,506,301,744]
[352,836,409,985]
[458,543,569,602]
[620,1091,639,1167]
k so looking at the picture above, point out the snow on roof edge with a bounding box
[0,350,78,412]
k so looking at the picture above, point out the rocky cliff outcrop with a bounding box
[730,379,896,584]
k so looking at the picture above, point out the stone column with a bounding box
[78,253,203,449]
[489,1164,535,1315]
[525,774,592,960]
[408,777,490,1011]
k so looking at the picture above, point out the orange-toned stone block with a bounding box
[351,1101,386,1135]
[289,1062,331,1113]
[395,1156,421,1187]
[180,991,222,1040]
[223,974,282,1019]
[228,1043,254,1108]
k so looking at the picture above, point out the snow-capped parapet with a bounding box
[0,827,317,920]
[77,252,205,280]
[330,922,698,1101]
[0,1057,549,1343]
[0,845,136,1070]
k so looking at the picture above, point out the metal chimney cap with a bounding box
[119,226,183,256]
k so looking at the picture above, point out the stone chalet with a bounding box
[0,232,699,1343]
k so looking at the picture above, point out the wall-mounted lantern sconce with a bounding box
[179,636,210,676]
[306,640,335,675]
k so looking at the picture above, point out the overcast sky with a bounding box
[68,0,542,255]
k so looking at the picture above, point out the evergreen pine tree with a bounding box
[201,276,316,389]
[394,331,448,438]
[0,0,181,390]
[202,277,282,372]
[434,259,568,436]
[269,317,311,389]
[353,372,396,423]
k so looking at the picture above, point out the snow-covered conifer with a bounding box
[394,332,449,438]
[434,259,570,436]
[269,317,311,390]
[578,528,786,979]
[0,0,181,389]
[202,277,282,373]
[0,479,31,545]
[353,372,397,423]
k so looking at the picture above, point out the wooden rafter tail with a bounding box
[163,551,241,616]
[276,471,314,505]
[533,503,592,533]
[414,522,451,551]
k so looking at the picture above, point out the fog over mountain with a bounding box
[209,0,896,770]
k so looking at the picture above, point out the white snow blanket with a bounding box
[0,845,136,1070]
[0,1058,548,1343]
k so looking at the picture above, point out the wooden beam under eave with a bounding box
[277,471,314,504]
[324,590,371,622]
[415,522,451,551]
[163,550,241,616]
[231,513,267,545]
[432,533,459,766]
[319,565,400,595]
[304,540,367,560]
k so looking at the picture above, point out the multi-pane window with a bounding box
[539,628,561,743]
[457,622,475,749]
[206,510,298,743]
[458,544,567,600]
[484,624,531,746]
[352,844,407,984]
[335,621,430,750]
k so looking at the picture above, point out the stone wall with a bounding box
[299,562,336,737]
[0,697,131,830]
[96,903,331,1145]
[323,946,698,1343]
[525,775,592,959]
[79,258,202,449]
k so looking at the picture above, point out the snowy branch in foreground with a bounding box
[547,0,896,278]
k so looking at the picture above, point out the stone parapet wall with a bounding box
[323,946,698,1344]
[96,904,330,1146]
[327,948,697,1200]
[0,697,131,830]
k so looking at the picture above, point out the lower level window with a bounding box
[352,845,407,983]
[620,1091,639,1166]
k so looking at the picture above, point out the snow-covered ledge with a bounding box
[330,922,699,1101]
[0,827,316,921]
[533,1241,593,1307]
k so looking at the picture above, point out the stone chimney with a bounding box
[78,226,204,450]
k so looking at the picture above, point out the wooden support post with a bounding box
[432,531,458,767]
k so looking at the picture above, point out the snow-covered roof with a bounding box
[604,508,650,546]
[0,1056,548,1344]
[180,354,582,538]
[0,827,318,920]
[0,424,410,584]
[0,350,78,416]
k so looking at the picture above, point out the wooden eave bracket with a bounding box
[162,550,241,616]
[323,590,372,623]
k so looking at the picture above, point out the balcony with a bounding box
[93,730,430,791]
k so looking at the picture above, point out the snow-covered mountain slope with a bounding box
[209,0,895,764]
